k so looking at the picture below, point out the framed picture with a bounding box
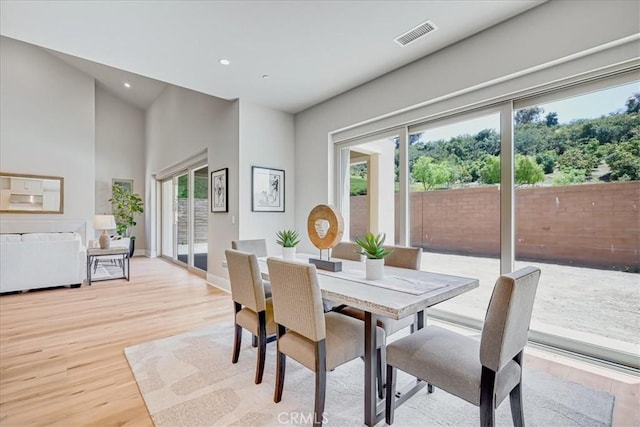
[112,179,133,193]
[211,168,228,212]
[252,166,284,212]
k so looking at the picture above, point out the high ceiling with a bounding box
[0,1,545,113]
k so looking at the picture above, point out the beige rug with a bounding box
[124,323,614,426]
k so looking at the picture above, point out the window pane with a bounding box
[410,112,502,321]
[192,166,208,271]
[514,81,640,352]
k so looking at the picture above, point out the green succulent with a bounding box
[276,229,300,248]
[354,232,393,259]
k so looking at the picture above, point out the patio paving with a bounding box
[420,252,640,352]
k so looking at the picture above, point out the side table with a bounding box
[86,247,130,285]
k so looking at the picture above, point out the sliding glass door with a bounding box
[160,163,208,272]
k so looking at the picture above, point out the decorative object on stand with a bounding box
[275,229,300,260]
[93,214,116,249]
[251,166,285,212]
[354,232,393,280]
[109,182,144,257]
[306,204,344,272]
[211,168,228,213]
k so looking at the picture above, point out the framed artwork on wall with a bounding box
[211,168,228,212]
[251,166,284,212]
[112,178,133,193]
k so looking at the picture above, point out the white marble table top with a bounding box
[258,254,479,320]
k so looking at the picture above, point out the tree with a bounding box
[411,156,452,190]
[515,155,545,185]
[514,106,544,125]
[626,93,640,114]
[554,169,586,185]
[606,138,640,181]
[545,112,559,126]
[535,150,557,174]
[479,155,501,184]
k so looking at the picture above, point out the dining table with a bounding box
[257,253,479,426]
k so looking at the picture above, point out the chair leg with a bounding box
[509,383,524,427]
[232,303,242,364]
[274,325,287,403]
[510,351,525,427]
[377,347,386,399]
[255,312,267,384]
[232,323,242,363]
[480,367,497,427]
[385,364,397,425]
[314,339,327,426]
[252,335,258,347]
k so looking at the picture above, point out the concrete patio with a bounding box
[420,252,640,357]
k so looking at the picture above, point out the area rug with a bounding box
[124,323,614,426]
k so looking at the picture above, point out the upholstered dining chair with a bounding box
[225,249,276,384]
[335,244,422,396]
[231,239,268,257]
[330,241,361,261]
[385,266,542,427]
[266,258,386,426]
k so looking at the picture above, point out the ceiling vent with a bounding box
[394,20,438,47]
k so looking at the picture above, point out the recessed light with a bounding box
[219,59,230,65]
[124,82,131,88]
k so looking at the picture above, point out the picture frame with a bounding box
[211,168,228,212]
[112,178,133,193]
[251,166,284,212]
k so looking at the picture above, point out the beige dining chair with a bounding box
[330,241,361,261]
[231,239,268,257]
[267,258,386,426]
[385,266,542,427]
[334,244,422,396]
[225,249,277,384]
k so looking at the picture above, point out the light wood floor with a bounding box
[0,257,637,426]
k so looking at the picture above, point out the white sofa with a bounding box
[0,232,86,293]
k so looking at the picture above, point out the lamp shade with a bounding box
[93,214,116,230]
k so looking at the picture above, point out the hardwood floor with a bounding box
[0,257,637,426]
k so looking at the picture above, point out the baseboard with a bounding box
[207,273,230,293]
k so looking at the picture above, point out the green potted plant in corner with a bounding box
[109,183,144,257]
[276,229,300,260]
[354,232,393,280]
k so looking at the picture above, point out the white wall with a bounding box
[145,85,239,284]
[238,100,295,254]
[293,0,640,252]
[95,85,146,249]
[0,36,95,227]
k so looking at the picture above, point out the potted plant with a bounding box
[109,183,144,257]
[354,232,393,280]
[276,229,300,260]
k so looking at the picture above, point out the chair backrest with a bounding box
[267,258,326,342]
[383,245,422,270]
[480,266,541,372]
[331,241,361,261]
[231,239,268,257]
[225,249,267,313]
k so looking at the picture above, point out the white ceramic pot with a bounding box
[282,246,296,260]
[365,258,384,280]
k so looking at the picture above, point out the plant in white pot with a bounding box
[276,229,300,260]
[355,232,393,280]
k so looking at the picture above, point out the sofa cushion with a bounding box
[0,234,21,243]
[21,232,80,242]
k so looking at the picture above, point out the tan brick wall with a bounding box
[350,181,640,269]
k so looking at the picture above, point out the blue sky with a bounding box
[418,80,639,143]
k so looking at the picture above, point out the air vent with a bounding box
[394,20,438,47]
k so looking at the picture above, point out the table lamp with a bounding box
[93,215,116,249]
